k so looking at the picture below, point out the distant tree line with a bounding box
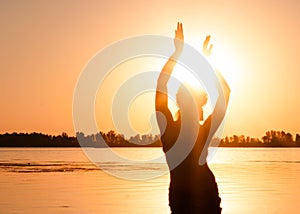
[0,131,161,147]
[0,130,300,147]
[0,132,79,147]
[76,130,161,147]
[219,130,300,147]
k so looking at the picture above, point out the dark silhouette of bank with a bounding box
[155,23,230,213]
[1,130,300,147]
[0,131,161,147]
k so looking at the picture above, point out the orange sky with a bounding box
[0,0,299,138]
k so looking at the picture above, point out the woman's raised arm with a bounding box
[155,22,184,117]
[203,36,231,136]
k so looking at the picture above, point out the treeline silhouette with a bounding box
[76,131,161,147]
[218,130,300,147]
[0,130,300,147]
[0,131,161,147]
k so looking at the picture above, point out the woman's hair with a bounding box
[176,83,208,110]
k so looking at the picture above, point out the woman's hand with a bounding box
[174,22,184,55]
[203,35,213,57]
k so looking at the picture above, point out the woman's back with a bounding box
[161,118,221,214]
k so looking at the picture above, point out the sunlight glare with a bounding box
[172,63,203,90]
[209,45,241,90]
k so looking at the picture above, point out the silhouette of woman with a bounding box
[155,23,230,214]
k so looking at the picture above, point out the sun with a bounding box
[184,34,241,91]
[172,63,204,90]
[208,44,241,91]
[170,44,240,92]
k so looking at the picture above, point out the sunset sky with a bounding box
[0,0,299,138]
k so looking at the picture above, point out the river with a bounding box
[0,148,299,213]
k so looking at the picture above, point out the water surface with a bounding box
[0,148,299,213]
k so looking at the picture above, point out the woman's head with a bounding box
[176,84,208,121]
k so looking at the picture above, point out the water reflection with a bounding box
[0,148,299,214]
